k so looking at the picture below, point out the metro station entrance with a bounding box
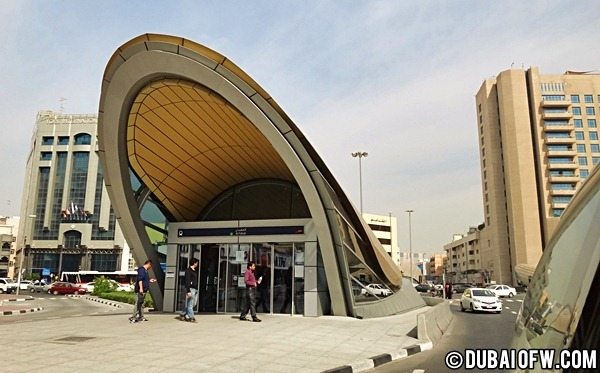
[168,220,312,316]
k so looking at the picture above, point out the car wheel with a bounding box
[0,289,4,294]
[470,303,474,312]
[460,303,465,312]
[53,290,59,295]
[508,292,514,298]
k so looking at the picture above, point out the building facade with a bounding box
[362,213,399,266]
[426,253,446,283]
[0,216,19,278]
[443,227,484,284]
[96,34,424,318]
[14,111,131,280]
[476,67,600,284]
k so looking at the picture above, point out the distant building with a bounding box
[0,216,19,278]
[362,213,399,265]
[476,68,600,284]
[443,226,484,284]
[14,111,132,279]
[426,253,446,283]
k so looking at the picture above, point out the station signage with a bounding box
[177,225,304,238]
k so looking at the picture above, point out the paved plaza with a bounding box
[2,295,429,373]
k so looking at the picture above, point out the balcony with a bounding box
[541,99,571,107]
[549,175,580,183]
[546,136,576,144]
[550,188,576,196]
[546,149,577,157]
[548,162,577,169]
[542,111,572,120]
[544,123,574,132]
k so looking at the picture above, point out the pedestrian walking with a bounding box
[130,259,152,323]
[239,261,262,322]
[179,258,199,322]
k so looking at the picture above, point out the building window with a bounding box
[571,95,580,103]
[63,230,82,249]
[586,107,595,116]
[593,157,600,166]
[542,95,566,101]
[549,157,574,164]
[548,145,570,151]
[590,132,599,140]
[40,152,52,161]
[588,119,597,128]
[42,136,54,145]
[544,108,569,114]
[74,133,92,145]
[552,209,564,217]
[552,196,572,204]
[577,144,586,153]
[575,131,584,140]
[584,95,593,103]
[547,132,571,138]
[578,157,588,166]
[551,183,575,190]
[580,169,589,178]
[68,152,90,222]
[572,107,581,115]
[57,136,69,145]
[591,144,600,153]
[550,170,575,176]
[545,120,569,126]
[574,119,583,128]
[91,254,118,271]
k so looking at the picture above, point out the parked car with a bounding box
[460,288,502,313]
[0,278,18,294]
[48,282,87,295]
[27,281,51,293]
[360,283,392,297]
[487,284,516,298]
[18,280,32,291]
[452,283,474,294]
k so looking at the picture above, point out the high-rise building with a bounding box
[14,111,131,279]
[476,67,600,285]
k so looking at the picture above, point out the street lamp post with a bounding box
[351,151,368,214]
[405,209,414,285]
[16,214,36,295]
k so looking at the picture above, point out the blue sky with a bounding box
[1,1,599,253]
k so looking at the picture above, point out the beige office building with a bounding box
[362,213,399,265]
[443,227,484,284]
[476,67,600,285]
[14,111,131,279]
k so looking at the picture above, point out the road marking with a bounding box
[413,370,426,373]
[47,316,60,319]
[73,314,82,317]
[504,306,511,309]
[517,299,523,302]
[512,311,517,314]
[506,300,514,302]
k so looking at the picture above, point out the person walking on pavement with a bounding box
[179,258,199,322]
[130,259,152,323]
[239,261,262,322]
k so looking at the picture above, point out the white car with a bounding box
[460,288,502,313]
[360,284,392,297]
[82,280,132,293]
[487,284,516,298]
[0,278,19,294]
[18,280,32,291]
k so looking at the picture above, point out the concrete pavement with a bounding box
[2,297,432,373]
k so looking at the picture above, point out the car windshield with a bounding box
[472,289,496,297]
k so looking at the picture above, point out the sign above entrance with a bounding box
[177,226,305,237]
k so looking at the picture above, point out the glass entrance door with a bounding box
[198,244,219,312]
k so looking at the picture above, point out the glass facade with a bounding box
[91,163,116,240]
[91,254,117,271]
[74,133,92,145]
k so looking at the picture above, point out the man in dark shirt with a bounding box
[239,261,261,322]
[179,258,199,322]
[130,259,152,323]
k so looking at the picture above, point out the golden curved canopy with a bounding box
[127,79,294,221]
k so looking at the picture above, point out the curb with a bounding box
[84,296,123,308]
[1,307,44,316]
[322,341,433,373]
[5,297,34,302]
